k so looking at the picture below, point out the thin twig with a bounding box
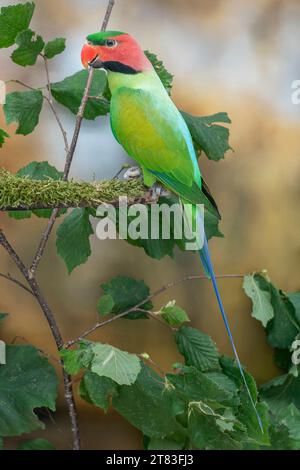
[0,272,34,296]
[101,0,115,30]
[29,0,115,276]
[65,273,244,347]
[41,53,69,153]
[6,79,37,91]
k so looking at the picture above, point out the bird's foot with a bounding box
[148,183,170,202]
[123,166,142,180]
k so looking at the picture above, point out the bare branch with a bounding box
[65,273,244,348]
[41,54,69,153]
[101,0,115,30]
[29,0,116,276]
[0,272,34,296]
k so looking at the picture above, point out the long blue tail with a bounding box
[200,234,263,432]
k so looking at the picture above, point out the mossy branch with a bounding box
[0,169,150,211]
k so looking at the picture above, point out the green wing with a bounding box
[110,87,218,216]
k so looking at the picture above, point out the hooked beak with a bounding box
[81,43,103,69]
[88,55,103,68]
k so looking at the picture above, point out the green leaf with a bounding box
[260,372,300,414]
[144,50,173,93]
[90,343,141,386]
[112,363,186,439]
[267,287,300,349]
[0,2,35,49]
[11,29,44,66]
[79,371,118,412]
[51,70,109,119]
[0,129,9,148]
[56,208,94,273]
[288,292,300,324]
[97,294,115,317]
[3,90,43,135]
[243,274,274,327]
[175,326,220,372]
[220,356,258,402]
[117,194,222,261]
[0,345,58,436]
[160,300,190,326]
[100,275,153,320]
[268,404,300,450]
[9,161,64,220]
[181,111,232,161]
[204,209,223,240]
[273,348,292,372]
[44,37,66,59]
[187,401,243,450]
[16,161,62,180]
[219,357,270,445]
[62,341,140,386]
[0,313,8,322]
[60,343,93,375]
[17,439,56,450]
[167,366,238,408]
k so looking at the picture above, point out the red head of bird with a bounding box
[81,31,152,74]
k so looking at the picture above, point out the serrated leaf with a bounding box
[160,301,190,326]
[17,161,62,180]
[260,372,300,414]
[100,275,152,320]
[114,193,221,261]
[56,208,93,273]
[181,111,232,161]
[60,344,93,375]
[243,274,274,327]
[3,90,43,135]
[90,343,141,386]
[79,371,118,412]
[175,326,220,372]
[267,287,300,349]
[44,37,66,59]
[268,404,300,450]
[17,439,56,450]
[97,294,115,317]
[187,402,243,450]
[0,129,9,148]
[112,363,186,439]
[167,366,238,408]
[220,356,270,444]
[11,29,44,66]
[144,50,173,93]
[51,70,109,119]
[0,345,58,436]
[0,2,35,49]
[9,161,64,220]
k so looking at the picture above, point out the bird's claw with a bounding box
[123,166,142,180]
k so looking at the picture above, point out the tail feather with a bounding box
[200,235,263,432]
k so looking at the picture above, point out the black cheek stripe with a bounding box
[103,61,139,74]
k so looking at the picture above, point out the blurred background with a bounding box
[0,0,300,450]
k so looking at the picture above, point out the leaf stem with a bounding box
[65,273,244,347]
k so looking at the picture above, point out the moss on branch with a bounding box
[0,168,148,211]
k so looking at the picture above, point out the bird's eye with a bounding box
[105,39,117,47]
